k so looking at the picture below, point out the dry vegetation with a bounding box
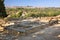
[6,7,60,19]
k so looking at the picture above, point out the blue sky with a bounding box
[4,0,60,7]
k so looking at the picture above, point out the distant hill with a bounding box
[5,6,60,9]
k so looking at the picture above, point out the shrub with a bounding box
[10,10,23,18]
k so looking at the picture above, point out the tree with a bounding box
[0,0,7,18]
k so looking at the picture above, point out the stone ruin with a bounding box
[0,17,59,40]
[4,19,49,36]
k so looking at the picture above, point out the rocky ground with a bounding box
[17,24,60,40]
[0,18,60,40]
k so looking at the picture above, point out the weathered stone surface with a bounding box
[0,18,60,40]
[5,19,49,36]
[0,26,4,31]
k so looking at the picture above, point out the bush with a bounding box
[10,10,23,18]
[8,8,60,18]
